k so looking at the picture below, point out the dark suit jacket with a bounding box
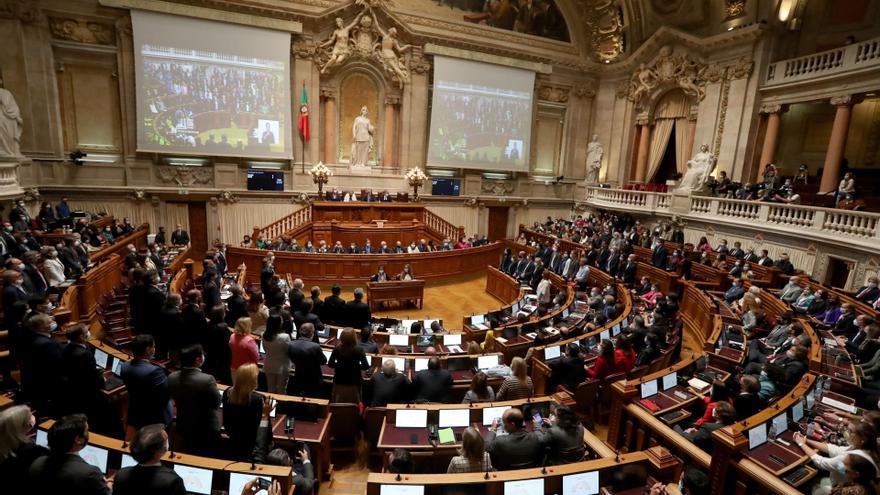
[485,429,545,470]
[202,280,221,310]
[622,262,638,285]
[121,358,172,428]
[411,368,453,403]
[21,332,63,412]
[112,464,186,495]
[323,294,346,324]
[288,338,327,395]
[22,263,47,296]
[225,295,248,327]
[549,355,586,392]
[60,343,104,414]
[289,288,305,312]
[170,229,189,245]
[344,300,371,328]
[651,246,668,268]
[180,304,207,349]
[139,285,166,335]
[29,453,110,495]
[682,422,725,451]
[167,368,221,440]
[370,372,410,406]
[855,286,880,303]
[732,393,761,420]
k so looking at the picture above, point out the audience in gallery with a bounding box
[246,232,490,252]
[706,163,859,209]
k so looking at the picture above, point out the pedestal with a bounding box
[670,190,692,214]
[0,156,27,200]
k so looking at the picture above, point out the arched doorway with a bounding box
[645,90,694,183]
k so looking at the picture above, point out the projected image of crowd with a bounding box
[429,91,530,166]
[141,59,285,153]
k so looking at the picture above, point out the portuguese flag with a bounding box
[297,82,310,142]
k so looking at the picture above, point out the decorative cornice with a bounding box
[830,94,854,106]
[319,87,337,99]
[573,82,597,99]
[384,94,401,106]
[156,165,212,187]
[48,17,116,46]
[537,84,570,103]
[759,103,784,115]
[0,0,42,23]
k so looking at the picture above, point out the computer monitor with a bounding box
[443,334,461,346]
[501,326,519,339]
[94,348,109,369]
[401,320,418,332]
[173,465,214,495]
[772,413,788,435]
[562,471,600,495]
[482,406,509,426]
[477,355,499,370]
[640,380,658,399]
[470,314,486,326]
[662,372,677,391]
[611,323,621,336]
[512,302,520,313]
[229,473,271,495]
[438,409,470,428]
[316,325,330,339]
[544,345,562,361]
[380,485,425,495]
[748,423,768,450]
[120,453,137,469]
[430,178,461,196]
[504,479,544,495]
[416,334,435,347]
[792,400,805,423]
[112,358,123,376]
[389,334,409,347]
[246,170,284,191]
[423,319,439,330]
[78,445,109,473]
[395,409,428,428]
[413,358,429,372]
[600,330,610,341]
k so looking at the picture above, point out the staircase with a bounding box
[424,208,465,242]
[252,203,312,244]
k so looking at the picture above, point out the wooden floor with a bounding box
[315,272,504,332]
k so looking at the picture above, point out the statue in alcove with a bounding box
[0,71,23,158]
[351,106,375,168]
[585,134,603,184]
[676,144,715,194]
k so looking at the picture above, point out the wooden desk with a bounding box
[367,279,426,311]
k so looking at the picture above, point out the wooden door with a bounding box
[188,202,208,254]
[487,207,509,241]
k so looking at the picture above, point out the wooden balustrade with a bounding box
[88,223,150,262]
[424,208,465,242]
[253,203,312,244]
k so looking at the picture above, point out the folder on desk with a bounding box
[639,399,660,412]
[438,427,455,445]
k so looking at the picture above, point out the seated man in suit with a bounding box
[723,278,745,304]
[678,401,737,451]
[854,277,880,304]
[344,288,371,329]
[371,359,410,406]
[548,343,586,393]
[28,414,110,495]
[485,407,546,470]
[731,374,761,420]
[777,276,803,304]
[167,344,221,456]
[112,424,186,495]
[411,356,452,403]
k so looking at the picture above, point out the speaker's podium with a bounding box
[366,279,425,311]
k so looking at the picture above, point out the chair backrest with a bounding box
[573,380,600,413]
[557,444,585,464]
[329,403,361,441]
[363,407,387,445]
[599,372,626,402]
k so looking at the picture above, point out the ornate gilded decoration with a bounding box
[618,46,707,109]
[481,179,515,195]
[48,17,115,45]
[538,84,570,103]
[585,0,625,63]
[157,166,212,187]
[292,38,318,60]
[724,0,746,19]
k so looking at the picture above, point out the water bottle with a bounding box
[768,423,778,441]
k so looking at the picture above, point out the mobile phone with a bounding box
[533,413,542,423]
[258,479,272,490]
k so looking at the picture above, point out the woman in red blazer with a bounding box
[614,335,636,373]
[586,339,616,380]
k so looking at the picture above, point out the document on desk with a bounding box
[563,471,599,495]
[821,396,857,414]
[687,377,710,390]
[380,485,425,495]
[438,427,455,444]
[446,345,463,354]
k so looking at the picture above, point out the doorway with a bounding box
[825,257,855,290]
[487,207,509,241]
[187,202,208,255]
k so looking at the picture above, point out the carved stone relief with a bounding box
[574,82,596,99]
[48,17,115,45]
[618,46,707,109]
[0,0,42,23]
[157,166,212,187]
[538,84,570,103]
[481,179,515,195]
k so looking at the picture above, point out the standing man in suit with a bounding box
[58,237,83,278]
[411,357,453,403]
[293,298,324,337]
[260,254,275,296]
[28,414,111,495]
[112,424,186,495]
[622,254,638,286]
[287,323,327,397]
[224,285,248,327]
[20,313,62,416]
[59,325,104,417]
[121,335,172,430]
[289,278,305,313]
[138,270,166,336]
[344,288,371,328]
[371,359,410,406]
[170,224,189,246]
[147,244,165,274]
[650,238,668,269]
[323,285,346,325]
[508,251,526,277]
[485,407,545,470]
[21,251,47,297]
[167,344,221,456]
[3,270,30,315]
[517,255,536,284]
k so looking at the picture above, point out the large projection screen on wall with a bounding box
[131,10,292,159]
[427,56,535,172]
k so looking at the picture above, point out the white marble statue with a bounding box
[0,77,23,158]
[585,134,603,184]
[372,11,411,87]
[350,106,375,168]
[676,144,715,194]
[319,14,364,74]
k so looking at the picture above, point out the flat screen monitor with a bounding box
[662,372,677,391]
[246,170,284,191]
[174,465,214,495]
[389,334,409,347]
[380,485,425,495]
[120,453,137,469]
[512,302,520,313]
[94,348,109,369]
[78,445,109,473]
[611,323,621,336]
[413,358,429,372]
[443,334,462,346]
[482,406,509,426]
[504,479,544,495]
[229,473,271,495]
[401,320,419,332]
[640,380,658,399]
[544,345,561,360]
[438,409,470,428]
[36,429,48,448]
[112,358,123,376]
[477,355,499,370]
[562,471,600,495]
[423,319,440,330]
[416,335,435,347]
[395,409,428,428]
[748,423,768,450]
[792,400,805,423]
[600,330,610,341]
[470,314,486,326]
[772,413,788,435]
[430,178,461,196]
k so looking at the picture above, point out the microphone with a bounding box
[484,456,490,480]
[541,452,548,474]
[169,450,176,459]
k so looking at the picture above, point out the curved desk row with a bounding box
[227,242,504,284]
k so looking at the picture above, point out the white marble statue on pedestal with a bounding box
[585,134,603,184]
[0,74,23,158]
[350,106,374,168]
[676,144,715,194]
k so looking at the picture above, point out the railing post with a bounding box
[812,209,827,234]
[757,203,770,222]
[645,192,658,211]
[251,226,260,247]
[708,198,719,216]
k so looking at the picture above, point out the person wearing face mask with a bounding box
[19,313,62,416]
[112,424,185,495]
[371,265,388,282]
[853,277,880,304]
[101,226,114,244]
[42,247,66,287]
[794,420,880,495]
[58,324,105,419]
[2,269,29,316]
[57,236,83,278]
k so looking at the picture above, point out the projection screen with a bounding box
[427,56,535,172]
[131,10,292,159]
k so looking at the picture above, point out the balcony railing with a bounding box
[764,36,880,87]
[583,187,880,248]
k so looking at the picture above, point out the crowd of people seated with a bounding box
[244,233,490,253]
[707,163,859,208]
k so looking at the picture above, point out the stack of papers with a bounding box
[494,337,508,344]
[821,396,857,414]
[687,377,710,390]
[446,345,463,354]
[472,323,489,330]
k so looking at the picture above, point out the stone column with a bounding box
[820,95,856,193]
[383,95,400,169]
[757,104,786,179]
[634,118,651,183]
[320,88,337,164]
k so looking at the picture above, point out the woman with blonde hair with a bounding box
[328,327,370,403]
[481,329,497,353]
[496,356,533,400]
[229,317,259,372]
[0,405,46,486]
[222,363,265,460]
[447,426,494,473]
